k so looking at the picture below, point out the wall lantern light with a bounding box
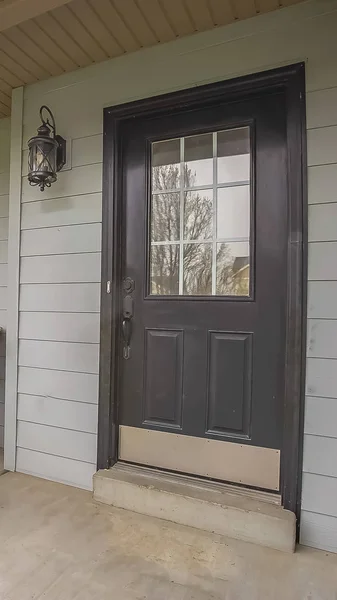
[28,105,66,192]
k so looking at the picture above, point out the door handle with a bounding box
[122,294,133,359]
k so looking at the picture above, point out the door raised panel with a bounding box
[206,332,252,438]
[143,329,183,429]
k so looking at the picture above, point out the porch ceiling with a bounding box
[0,0,305,117]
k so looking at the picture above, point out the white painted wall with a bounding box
[9,0,337,551]
[0,117,10,447]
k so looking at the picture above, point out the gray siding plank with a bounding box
[0,309,6,328]
[0,195,9,217]
[17,421,97,464]
[19,312,100,344]
[302,473,337,518]
[307,126,337,167]
[0,173,9,195]
[72,134,103,168]
[0,240,8,263]
[20,223,102,256]
[21,163,102,203]
[301,511,337,553]
[21,194,102,230]
[18,340,99,374]
[305,396,337,438]
[306,87,337,129]
[307,320,337,359]
[16,447,96,490]
[308,242,337,281]
[303,434,337,479]
[0,264,7,287]
[0,287,7,310]
[19,283,100,313]
[309,204,337,242]
[17,394,98,434]
[0,217,8,241]
[308,281,337,319]
[20,253,101,284]
[308,164,337,205]
[306,358,337,398]
[18,367,98,404]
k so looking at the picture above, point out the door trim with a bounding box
[98,63,307,528]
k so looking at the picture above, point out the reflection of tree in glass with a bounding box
[151,164,249,295]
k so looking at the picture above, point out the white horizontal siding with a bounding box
[19,283,100,313]
[308,164,337,205]
[18,366,98,404]
[20,253,101,284]
[21,193,102,230]
[0,117,10,448]
[18,339,99,374]
[19,312,100,343]
[16,447,96,490]
[17,394,98,434]
[17,421,97,464]
[10,0,337,553]
[305,396,337,438]
[20,223,101,256]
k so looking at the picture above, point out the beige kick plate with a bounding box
[119,426,280,491]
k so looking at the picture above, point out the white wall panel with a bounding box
[302,473,337,518]
[72,134,103,168]
[307,126,337,167]
[20,223,101,256]
[18,339,99,374]
[18,366,98,404]
[19,312,100,343]
[21,194,102,230]
[17,394,98,434]
[308,281,337,319]
[306,86,337,129]
[309,204,337,242]
[20,253,101,284]
[19,283,100,313]
[308,164,337,205]
[17,421,97,464]
[308,242,337,281]
[0,217,8,241]
[16,447,96,490]
[0,195,9,217]
[305,396,337,438]
[307,320,337,358]
[303,434,337,479]
[300,511,337,553]
[306,358,337,399]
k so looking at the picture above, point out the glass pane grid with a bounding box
[150,128,251,297]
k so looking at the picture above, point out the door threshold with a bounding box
[116,461,281,506]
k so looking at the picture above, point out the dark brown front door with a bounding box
[117,90,287,491]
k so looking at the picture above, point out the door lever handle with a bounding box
[122,294,133,359]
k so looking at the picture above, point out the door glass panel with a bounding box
[150,244,179,295]
[185,133,213,187]
[184,243,212,295]
[184,190,213,240]
[216,242,250,296]
[217,186,250,240]
[151,192,180,242]
[149,127,251,296]
[217,127,250,184]
[152,139,180,191]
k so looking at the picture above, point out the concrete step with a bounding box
[93,463,296,553]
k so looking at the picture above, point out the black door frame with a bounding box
[98,63,307,527]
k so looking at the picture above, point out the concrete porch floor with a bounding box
[0,472,336,599]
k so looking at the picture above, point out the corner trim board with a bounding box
[5,86,23,471]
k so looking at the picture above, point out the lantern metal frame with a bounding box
[27,105,66,192]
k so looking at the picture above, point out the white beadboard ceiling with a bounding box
[0,0,305,117]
